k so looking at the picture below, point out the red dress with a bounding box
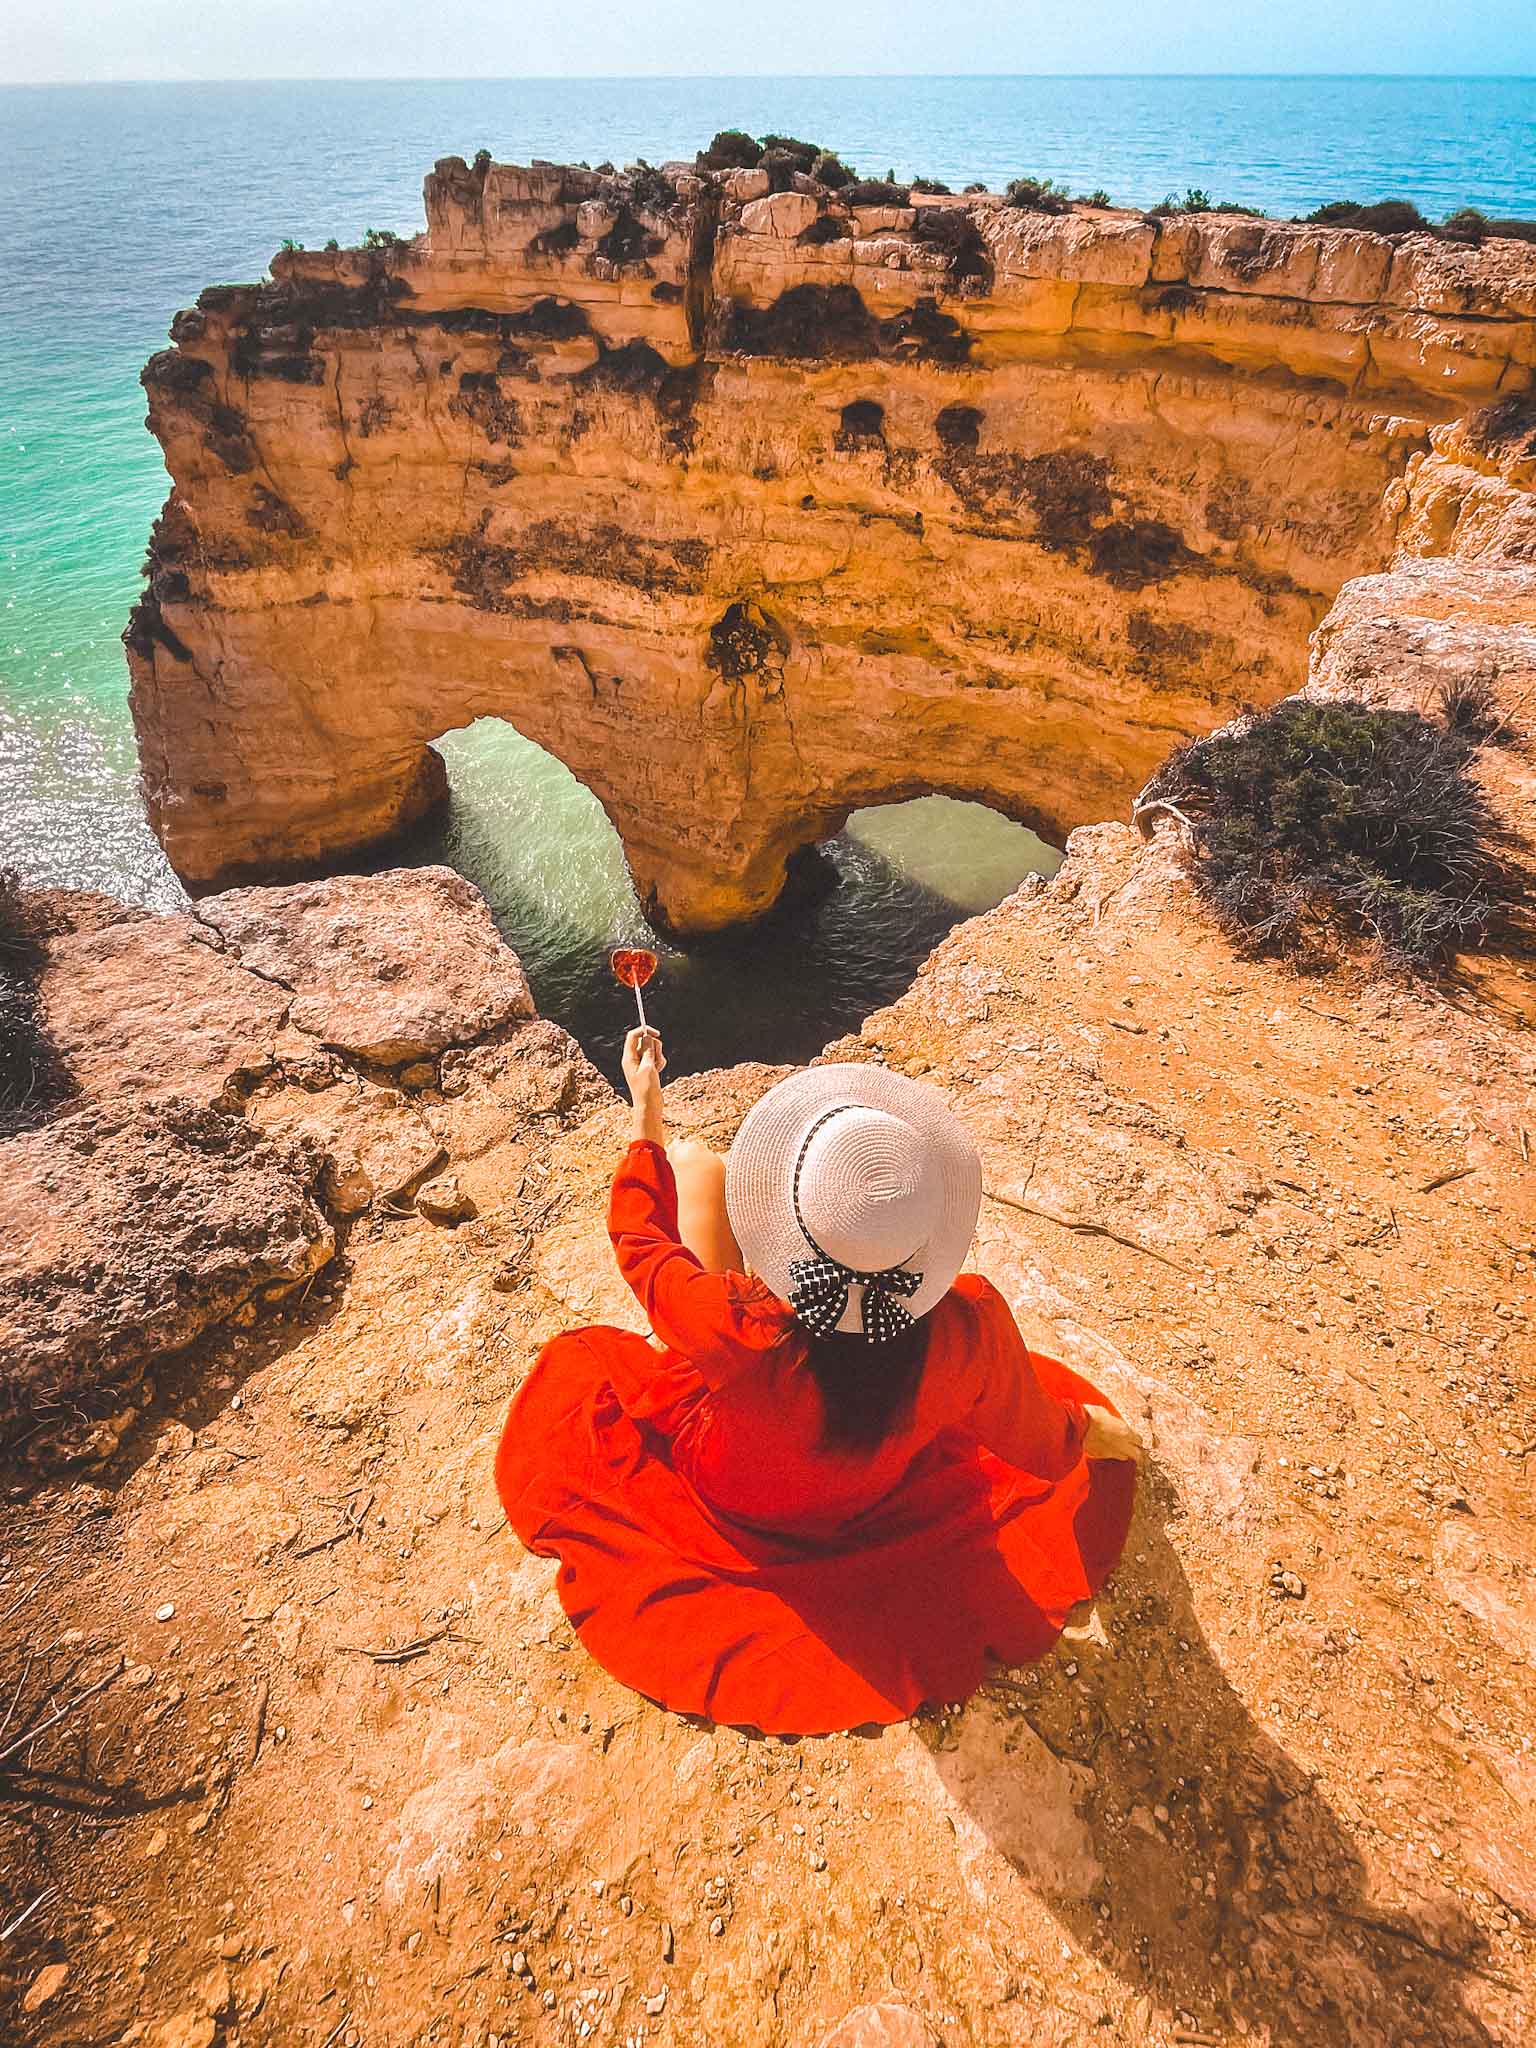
[495,1141,1135,1735]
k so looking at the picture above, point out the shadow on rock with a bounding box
[921,1472,1504,2048]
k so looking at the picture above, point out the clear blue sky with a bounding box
[3,1,1535,86]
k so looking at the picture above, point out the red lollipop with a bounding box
[609,944,658,1029]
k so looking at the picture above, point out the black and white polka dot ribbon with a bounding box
[787,1251,923,1343]
[787,1104,923,1344]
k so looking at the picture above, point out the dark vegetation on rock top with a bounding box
[1139,692,1522,969]
[0,873,70,1140]
[273,131,1536,258]
[714,283,970,364]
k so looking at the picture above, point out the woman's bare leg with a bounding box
[667,1137,744,1274]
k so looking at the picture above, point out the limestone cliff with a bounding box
[126,157,1536,929]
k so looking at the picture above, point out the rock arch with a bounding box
[127,155,1536,932]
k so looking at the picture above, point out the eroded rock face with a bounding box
[197,865,534,1063]
[0,869,598,1425]
[39,894,288,1111]
[126,158,1536,930]
[1,1100,333,1412]
[6,554,1536,2042]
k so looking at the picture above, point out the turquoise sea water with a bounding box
[3,77,1533,1070]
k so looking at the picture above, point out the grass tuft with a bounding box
[1138,698,1518,970]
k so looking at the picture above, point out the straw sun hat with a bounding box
[725,1065,983,1342]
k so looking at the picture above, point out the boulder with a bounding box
[815,2005,940,2048]
[22,1963,69,2013]
[430,1018,609,1162]
[0,1098,332,1415]
[37,893,287,1111]
[199,868,533,1065]
[246,1075,446,1213]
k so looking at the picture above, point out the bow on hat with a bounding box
[787,1251,923,1344]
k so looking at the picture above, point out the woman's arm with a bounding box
[623,1025,665,1146]
[610,1033,784,1384]
[962,1278,1141,1477]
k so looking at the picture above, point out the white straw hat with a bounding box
[725,1064,982,1340]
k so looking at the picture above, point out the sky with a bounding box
[3,1,1535,86]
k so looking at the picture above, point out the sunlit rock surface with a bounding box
[126,157,1536,930]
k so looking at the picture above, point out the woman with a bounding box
[496,1028,1140,1736]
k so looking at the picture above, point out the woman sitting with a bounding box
[496,1027,1140,1737]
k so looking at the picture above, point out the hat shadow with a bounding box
[918,1474,1504,2047]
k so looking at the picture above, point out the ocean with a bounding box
[3,76,1533,1072]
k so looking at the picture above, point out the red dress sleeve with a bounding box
[954,1276,1088,1481]
[608,1141,789,1389]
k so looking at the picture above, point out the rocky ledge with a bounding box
[0,867,605,1443]
[126,151,1536,930]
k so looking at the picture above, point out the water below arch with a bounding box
[394,718,1062,1082]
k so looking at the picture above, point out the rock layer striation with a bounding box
[126,157,1536,929]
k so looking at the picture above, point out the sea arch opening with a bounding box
[400,720,1062,1081]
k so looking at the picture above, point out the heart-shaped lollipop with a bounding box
[609,944,658,1028]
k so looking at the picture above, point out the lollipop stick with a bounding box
[634,980,648,1030]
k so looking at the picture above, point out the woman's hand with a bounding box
[1082,1403,1143,1465]
[622,1026,666,1146]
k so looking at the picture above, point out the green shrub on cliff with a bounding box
[1441,207,1490,243]
[1438,207,1536,245]
[811,152,855,189]
[1004,176,1070,215]
[1150,188,1266,218]
[1138,698,1514,970]
[759,134,823,171]
[1303,197,1536,243]
[844,177,911,206]
[699,130,762,171]
[1305,197,1429,235]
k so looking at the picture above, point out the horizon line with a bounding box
[5,70,1536,89]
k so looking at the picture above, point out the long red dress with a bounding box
[495,1141,1136,1735]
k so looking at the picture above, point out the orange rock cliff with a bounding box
[126,154,1536,930]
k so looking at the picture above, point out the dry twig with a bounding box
[295,1492,374,1559]
[0,1888,57,1944]
[0,1561,61,1626]
[335,1627,466,1666]
[0,1663,120,1769]
[984,1190,1190,1272]
[1420,1166,1474,1194]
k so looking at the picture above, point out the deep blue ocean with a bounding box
[3,77,1533,1070]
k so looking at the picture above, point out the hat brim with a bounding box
[724,1063,982,1328]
